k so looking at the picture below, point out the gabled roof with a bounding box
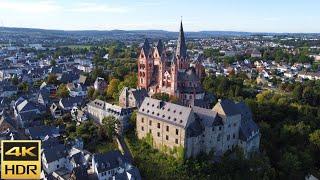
[43,144,68,163]
[60,71,80,84]
[138,97,193,128]
[60,97,83,108]
[28,125,60,140]
[130,88,148,102]
[93,150,127,173]
[213,99,240,116]
[16,99,38,113]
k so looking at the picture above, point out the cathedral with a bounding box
[138,21,207,106]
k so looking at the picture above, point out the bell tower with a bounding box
[176,20,189,71]
[138,39,153,89]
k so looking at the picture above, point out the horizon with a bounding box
[0,0,319,33]
[1,26,320,34]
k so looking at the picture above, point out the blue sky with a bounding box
[0,0,318,33]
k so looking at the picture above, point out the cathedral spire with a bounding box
[176,20,187,59]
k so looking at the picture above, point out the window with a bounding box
[141,126,144,131]
[149,129,152,133]
[234,123,237,127]
[175,139,178,144]
[166,126,169,132]
[233,133,236,139]
[141,118,144,123]
[176,129,179,135]
[149,120,152,126]
[228,124,231,128]
[212,127,215,131]
[227,135,230,141]
[157,123,160,128]
[219,126,222,131]
[217,135,221,142]
[157,132,160,137]
[57,165,59,168]
[166,135,169,140]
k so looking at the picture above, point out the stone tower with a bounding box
[176,21,189,71]
[138,39,153,89]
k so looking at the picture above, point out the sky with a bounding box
[0,0,319,33]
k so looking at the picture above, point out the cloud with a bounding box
[0,0,61,14]
[67,2,128,13]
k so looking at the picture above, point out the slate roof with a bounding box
[236,102,259,141]
[42,136,61,149]
[60,97,83,109]
[43,144,68,163]
[71,166,89,180]
[130,88,148,102]
[213,99,240,116]
[27,125,60,140]
[60,72,80,84]
[138,97,193,128]
[141,39,151,56]
[114,165,141,180]
[236,102,253,121]
[19,111,40,123]
[156,39,165,56]
[2,85,18,92]
[93,150,126,173]
[16,99,38,113]
[88,99,132,116]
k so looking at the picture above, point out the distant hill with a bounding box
[0,26,319,46]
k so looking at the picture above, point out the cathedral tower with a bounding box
[176,21,189,70]
[138,39,153,89]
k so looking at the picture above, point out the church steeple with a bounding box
[176,20,187,59]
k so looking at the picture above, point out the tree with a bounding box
[107,78,120,99]
[18,82,29,92]
[50,59,57,66]
[309,129,320,148]
[129,111,137,131]
[152,93,170,102]
[56,84,69,98]
[87,87,95,100]
[47,74,58,85]
[102,116,120,140]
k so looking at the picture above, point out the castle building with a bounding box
[136,97,260,158]
[137,21,206,106]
